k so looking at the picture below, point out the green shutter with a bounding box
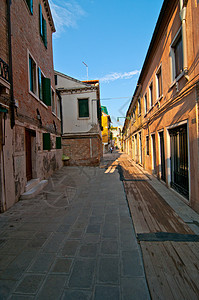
[56,137,62,149]
[79,99,89,118]
[43,18,47,48]
[39,4,43,36]
[43,133,51,150]
[26,0,33,14]
[42,77,51,106]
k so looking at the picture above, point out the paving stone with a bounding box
[0,279,17,299]
[36,275,66,300]
[79,244,98,258]
[86,225,101,234]
[60,240,80,257]
[100,240,119,255]
[9,295,34,299]
[68,259,95,288]
[14,274,44,294]
[62,289,91,300]
[94,285,120,300]
[0,239,28,255]
[98,257,119,284]
[28,253,54,273]
[56,224,71,233]
[42,232,65,253]
[83,234,100,243]
[102,223,118,238]
[121,277,150,300]
[0,255,15,270]
[0,251,36,280]
[68,231,83,239]
[51,258,72,273]
[89,216,104,224]
[122,251,145,277]
[25,238,47,250]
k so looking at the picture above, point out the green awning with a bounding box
[0,107,8,113]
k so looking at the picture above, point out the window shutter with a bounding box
[43,133,51,150]
[30,0,33,14]
[42,77,51,106]
[79,99,89,117]
[56,137,62,149]
[39,4,43,36]
[43,19,47,48]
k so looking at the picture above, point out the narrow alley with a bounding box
[0,151,199,299]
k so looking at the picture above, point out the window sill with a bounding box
[29,90,48,109]
[78,117,90,120]
[52,112,61,121]
[170,71,185,89]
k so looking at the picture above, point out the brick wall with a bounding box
[0,1,9,64]
[62,135,102,166]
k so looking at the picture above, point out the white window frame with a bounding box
[170,27,184,84]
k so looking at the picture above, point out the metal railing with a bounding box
[0,58,9,82]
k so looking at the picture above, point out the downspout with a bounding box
[7,0,15,128]
[180,2,189,79]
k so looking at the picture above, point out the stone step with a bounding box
[20,180,48,200]
[25,178,40,192]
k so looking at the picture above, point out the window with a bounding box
[29,55,37,94]
[39,4,47,48]
[144,93,147,114]
[149,82,153,108]
[56,137,62,149]
[156,66,163,99]
[171,30,183,81]
[28,53,51,106]
[78,99,89,118]
[25,0,33,14]
[146,136,149,155]
[138,98,141,116]
[54,75,58,86]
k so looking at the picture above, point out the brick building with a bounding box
[55,71,102,166]
[0,0,15,212]
[0,0,62,211]
[123,0,199,212]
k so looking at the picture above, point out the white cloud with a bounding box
[100,70,140,83]
[49,0,86,37]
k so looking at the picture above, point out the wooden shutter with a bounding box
[42,77,51,106]
[39,4,43,36]
[43,18,47,48]
[78,99,89,117]
[56,137,62,149]
[43,133,51,150]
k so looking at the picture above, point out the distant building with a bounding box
[123,0,199,212]
[110,126,123,149]
[101,106,111,152]
[55,71,102,166]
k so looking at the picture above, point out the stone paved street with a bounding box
[0,151,150,299]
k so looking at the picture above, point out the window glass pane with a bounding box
[144,94,147,114]
[149,83,153,107]
[57,96,61,118]
[38,67,42,100]
[52,89,55,113]
[174,36,183,77]
[39,4,43,36]
[29,57,33,92]
[78,99,89,118]
[157,68,162,97]
[29,56,36,94]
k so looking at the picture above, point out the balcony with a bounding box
[0,57,9,83]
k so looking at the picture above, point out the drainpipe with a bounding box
[7,0,15,128]
[180,2,189,79]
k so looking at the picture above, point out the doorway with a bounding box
[151,134,156,174]
[159,131,166,182]
[169,124,189,199]
[25,129,35,181]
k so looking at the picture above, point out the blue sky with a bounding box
[49,0,164,126]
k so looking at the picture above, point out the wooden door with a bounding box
[25,129,32,181]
